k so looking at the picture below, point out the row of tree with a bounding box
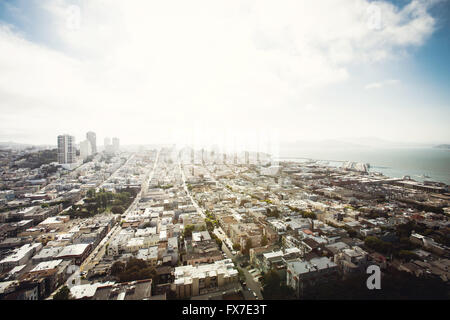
[64,188,137,218]
[110,258,157,283]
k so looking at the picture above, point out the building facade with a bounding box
[86,131,97,154]
[57,135,76,164]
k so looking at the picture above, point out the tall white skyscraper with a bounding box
[112,137,120,152]
[57,134,76,164]
[86,131,97,154]
[80,139,92,160]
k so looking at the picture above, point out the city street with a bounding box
[80,150,160,273]
[241,267,263,300]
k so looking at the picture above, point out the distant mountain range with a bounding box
[281,137,435,150]
[0,141,54,150]
[1,139,447,151]
[434,144,450,149]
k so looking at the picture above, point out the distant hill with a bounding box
[0,141,34,150]
[0,141,55,150]
[434,144,450,149]
[16,149,58,169]
[281,138,434,150]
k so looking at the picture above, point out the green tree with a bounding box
[115,258,157,283]
[111,261,126,276]
[87,188,96,198]
[262,269,295,299]
[261,235,268,246]
[397,250,419,261]
[53,285,71,300]
[205,219,214,231]
[183,225,195,238]
[111,205,125,214]
[243,238,252,255]
[364,236,392,254]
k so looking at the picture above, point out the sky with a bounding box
[0,0,449,150]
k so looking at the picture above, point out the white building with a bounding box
[80,139,92,160]
[112,137,120,152]
[334,246,368,274]
[0,243,43,271]
[57,134,76,164]
[86,131,97,154]
[172,259,239,298]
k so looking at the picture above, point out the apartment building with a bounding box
[286,257,338,297]
[172,259,238,298]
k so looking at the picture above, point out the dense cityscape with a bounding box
[0,132,448,300]
[0,1,449,311]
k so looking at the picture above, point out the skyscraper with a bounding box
[57,134,76,164]
[86,131,97,154]
[80,139,92,160]
[112,137,120,152]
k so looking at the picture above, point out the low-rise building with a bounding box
[286,257,338,297]
[172,259,238,298]
[0,243,43,271]
[56,243,91,265]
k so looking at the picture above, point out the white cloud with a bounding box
[0,0,441,145]
[365,79,400,89]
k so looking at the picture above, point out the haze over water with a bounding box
[279,146,450,185]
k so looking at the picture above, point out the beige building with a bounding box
[172,259,238,298]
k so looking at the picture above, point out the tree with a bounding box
[111,261,126,276]
[302,271,449,300]
[302,211,317,219]
[111,205,125,214]
[87,188,96,198]
[364,236,392,254]
[233,243,241,251]
[53,285,71,300]
[261,235,268,247]
[397,250,419,261]
[262,269,295,300]
[183,225,195,238]
[205,219,214,231]
[210,233,222,247]
[115,258,157,283]
[243,238,252,255]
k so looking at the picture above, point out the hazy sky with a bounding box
[0,0,449,148]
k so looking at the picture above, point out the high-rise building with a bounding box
[57,135,76,164]
[104,137,111,148]
[112,137,120,152]
[80,140,92,160]
[86,131,97,154]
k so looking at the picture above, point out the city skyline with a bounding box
[1,0,450,308]
[0,0,449,146]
